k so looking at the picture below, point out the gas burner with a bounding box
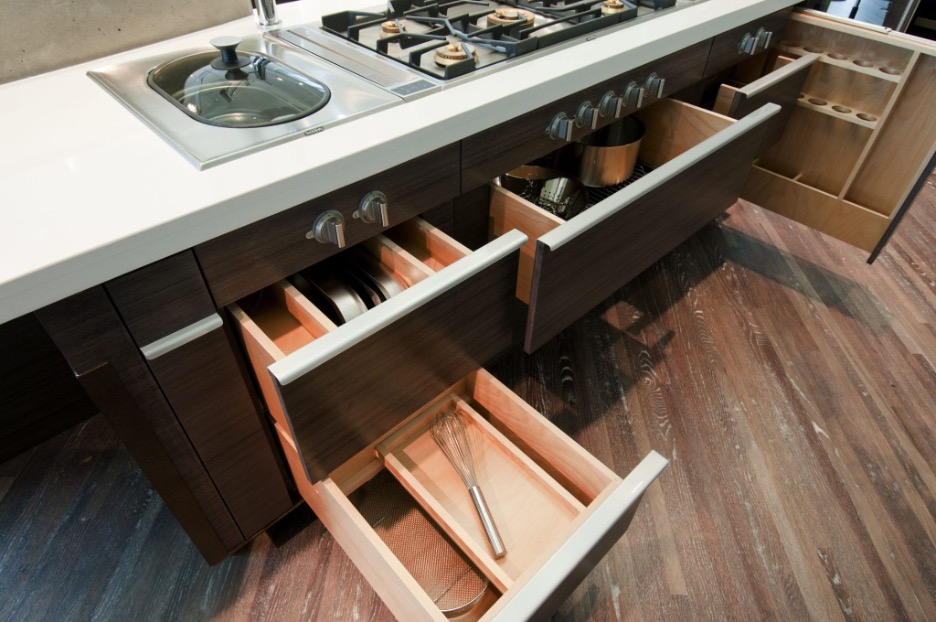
[601,0,627,14]
[433,42,479,67]
[486,8,535,28]
[380,19,407,37]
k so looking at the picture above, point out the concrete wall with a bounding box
[0,0,252,84]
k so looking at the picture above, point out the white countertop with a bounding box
[0,0,796,324]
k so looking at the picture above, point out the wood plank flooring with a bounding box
[1,175,934,621]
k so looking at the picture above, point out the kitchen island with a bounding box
[2,0,934,619]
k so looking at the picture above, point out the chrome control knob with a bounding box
[623,81,645,109]
[738,28,771,55]
[755,28,773,53]
[644,73,665,100]
[357,191,389,227]
[307,209,346,248]
[598,91,624,118]
[575,101,600,130]
[546,112,574,141]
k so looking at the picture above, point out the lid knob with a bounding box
[209,36,250,70]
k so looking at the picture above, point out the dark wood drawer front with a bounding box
[106,251,216,346]
[276,249,522,482]
[146,327,262,463]
[461,40,710,192]
[524,105,778,352]
[206,429,293,537]
[195,145,461,308]
[703,8,794,79]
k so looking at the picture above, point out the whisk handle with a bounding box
[469,485,506,559]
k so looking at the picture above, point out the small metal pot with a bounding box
[575,116,645,188]
[499,165,565,202]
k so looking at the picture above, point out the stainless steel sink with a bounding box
[88,34,405,169]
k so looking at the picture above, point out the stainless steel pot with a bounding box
[575,116,645,188]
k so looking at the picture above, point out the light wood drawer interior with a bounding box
[733,16,936,253]
[230,218,471,433]
[273,368,664,621]
[489,98,737,304]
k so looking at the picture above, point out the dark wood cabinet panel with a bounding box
[0,314,96,463]
[195,145,461,308]
[524,107,776,352]
[146,327,261,463]
[106,251,216,346]
[35,288,244,560]
[461,41,711,192]
[277,251,522,482]
[703,8,793,79]
[206,429,294,538]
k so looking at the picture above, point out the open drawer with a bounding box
[275,369,667,621]
[231,219,527,481]
[490,98,781,352]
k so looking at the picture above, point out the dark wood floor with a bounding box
[2,175,934,621]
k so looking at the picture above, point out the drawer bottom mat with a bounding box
[349,470,492,617]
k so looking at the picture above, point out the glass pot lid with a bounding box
[147,36,331,128]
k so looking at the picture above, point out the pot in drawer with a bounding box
[231,218,527,481]
[275,369,669,621]
[574,115,645,187]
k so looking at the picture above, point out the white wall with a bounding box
[0,0,251,84]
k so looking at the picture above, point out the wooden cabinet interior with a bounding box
[738,13,936,255]
[271,368,666,621]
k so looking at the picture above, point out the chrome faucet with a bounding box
[256,0,281,27]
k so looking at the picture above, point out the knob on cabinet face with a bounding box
[575,101,600,129]
[546,112,574,141]
[357,191,389,227]
[308,209,347,247]
[599,91,624,118]
[623,81,644,109]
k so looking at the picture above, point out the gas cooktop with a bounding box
[274,0,702,98]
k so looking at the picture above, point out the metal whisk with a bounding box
[431,408,507,559]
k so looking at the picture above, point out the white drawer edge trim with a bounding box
[140,313,223,360]
[738,53,818,98]
[538,103,781,251]
[489,450,669,622]
[269,229,528,386]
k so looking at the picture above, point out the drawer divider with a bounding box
[361,234,435,287]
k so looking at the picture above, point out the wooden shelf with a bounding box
[778,43,904,82]
[796,94,880,129]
